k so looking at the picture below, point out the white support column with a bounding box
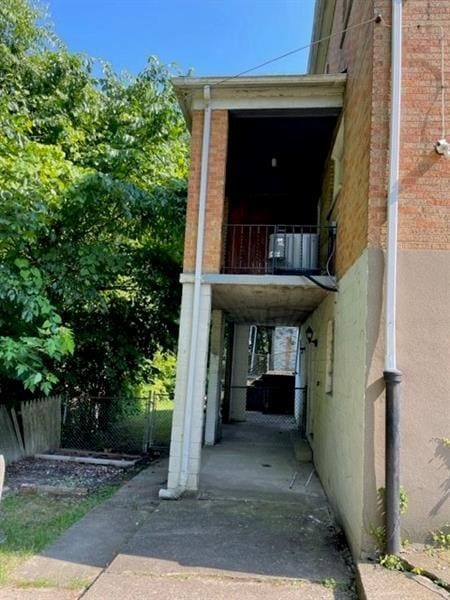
[204,310,225,446]
[166,283,212,494]
[185,284,212,490]
[294,331,304,427]
[230,324,250,422]
[166,282,194,493]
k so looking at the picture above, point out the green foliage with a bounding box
[370,525,386,549]
[432,525,450,550]
[147,349,177,396]
[377,486,409,516]
[399,487,409,515]
[379,554,405,571]
[371,487,410,553]
[0,0,187,400]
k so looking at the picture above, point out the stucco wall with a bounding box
[398,250,450,538]
[303,250,369,555]
[309,246,450,555]
[365,248,450,543]
[310,0,450,554]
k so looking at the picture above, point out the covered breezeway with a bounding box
[200,411,315,501]
[162,274,333,498]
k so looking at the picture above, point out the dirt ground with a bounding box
[4,457,147,493]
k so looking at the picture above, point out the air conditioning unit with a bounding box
[268,233,319,271]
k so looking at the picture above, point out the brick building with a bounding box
[159,0,450,557]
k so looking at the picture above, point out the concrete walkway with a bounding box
[7,412,449,599]
[8,413,359,599]
[84,413,356,599]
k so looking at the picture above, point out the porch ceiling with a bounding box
[173,73,346,129]
[180,274,333,326]
[213,285,326,325]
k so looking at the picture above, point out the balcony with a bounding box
[223,224,336,276]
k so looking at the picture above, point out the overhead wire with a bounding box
[198,12,384,294]
[211,14,382,87]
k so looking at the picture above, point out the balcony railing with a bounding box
[223,224,336,276]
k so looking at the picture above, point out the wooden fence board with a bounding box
[21,396,62,456]
[0,406,23,464]
[11,408,25,454]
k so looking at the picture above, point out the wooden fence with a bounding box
[21,396,61,456]
[0,406,23,464]
[0,396,61,463]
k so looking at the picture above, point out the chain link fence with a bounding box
[61,393,173,455]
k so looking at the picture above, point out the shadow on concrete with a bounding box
[14,413,355,598]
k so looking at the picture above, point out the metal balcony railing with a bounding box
[223,224,336,276]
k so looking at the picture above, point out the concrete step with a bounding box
[291,434,313,463]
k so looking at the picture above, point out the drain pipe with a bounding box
[159,85,212,500]
[384,0,403,555]
[179,85,212,489]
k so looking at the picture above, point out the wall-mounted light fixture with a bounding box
[271,157,277,168]
[305,326,318,347]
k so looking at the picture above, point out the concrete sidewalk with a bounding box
[9,459,167,591]
[5,413,447,599]
[7,413,356,599]
[84,415,356,599]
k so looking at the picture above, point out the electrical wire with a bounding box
[212,14,382,87]
[440,27,446,139]
[305,274,338,293]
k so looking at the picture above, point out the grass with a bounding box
[0,485,118,586]
[61,396,174,454]
[151,397,173,447]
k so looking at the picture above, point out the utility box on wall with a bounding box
[269,233,319,272]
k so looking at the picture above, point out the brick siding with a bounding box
[183,109,228,273]
[369,0,450,250]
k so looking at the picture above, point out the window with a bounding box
[325,319,335,395]
[331,119,344,201]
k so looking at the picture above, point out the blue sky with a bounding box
[46,0,315,77]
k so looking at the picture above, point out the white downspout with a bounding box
[384,0,403,555]
[385,0,402,372]
[159,85,212,500]
[179,85,212,488]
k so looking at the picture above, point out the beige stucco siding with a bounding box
[398,250,450,539]
[364,248,450,544]
[304,250,369,555]
[310,248,450,555]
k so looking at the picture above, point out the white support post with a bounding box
[230,324,250,422]
[205,310,225,446]
[0,454,4,503]
[165,283,212,494]
[0,454,4,543]
[294,329,303,426]
[185,284,212,490]
[166,282,194,493]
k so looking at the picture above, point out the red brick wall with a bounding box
[323,0,375,277]
[183,110,229,273]
[369,0,450,250]
[323,0,450,275]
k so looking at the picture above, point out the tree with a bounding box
[0,0,188,401]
